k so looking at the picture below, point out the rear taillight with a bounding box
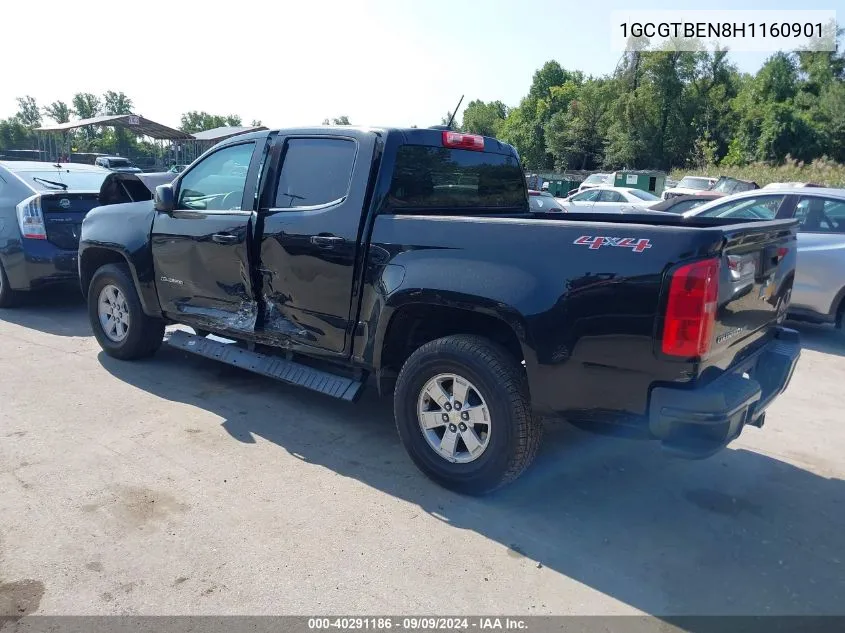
[15,194,47,240]
[441,131,485,151]
[662,258,720,358]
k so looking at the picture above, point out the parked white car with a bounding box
[683,187,845,330]
[662,175,717,200]
[561,186,662,212]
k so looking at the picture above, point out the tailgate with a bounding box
[710,219,798,354]
[40,192,101,250]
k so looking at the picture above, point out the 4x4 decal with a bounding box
[573,236,653,253]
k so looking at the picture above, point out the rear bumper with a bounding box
[3,239,79,291]
[649,327,800,459]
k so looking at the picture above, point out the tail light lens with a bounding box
[15,195,47,240]
[441,131,485,151]
[662,258,720,358]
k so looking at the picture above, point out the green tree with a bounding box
[322,116,351,125]
[43,100,71,124]
[16,96,41,127]
[0,117,34,150]
[72,93,101,119]
[179,112,242,133]
[103,91,134,115]
[460,100,508,137]
[545,80,613,169]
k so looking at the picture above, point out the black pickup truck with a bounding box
[78,127,801,494]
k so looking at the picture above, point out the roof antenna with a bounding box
[445,95,464,130]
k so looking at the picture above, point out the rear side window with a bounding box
[794,196,845,233]
[275,138,356,208]
[598,190,625,202]
[387,146,525,210]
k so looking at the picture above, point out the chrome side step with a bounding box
[165,330,364,402]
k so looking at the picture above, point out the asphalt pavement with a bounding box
[1,290,844,617]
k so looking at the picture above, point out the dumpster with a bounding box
[613,171,666,197]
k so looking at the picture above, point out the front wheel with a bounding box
[393,335,542,495]
[88,263,165,360]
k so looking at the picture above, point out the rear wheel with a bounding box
[0,260,19,308]
[88,263,164,360]
[393,335,541,495]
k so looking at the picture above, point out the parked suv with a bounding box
[0,161,109,306]
[94,156,142,173]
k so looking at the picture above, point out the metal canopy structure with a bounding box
[36,114,192,140]
[172,125,268,166]
[35,114,193,170]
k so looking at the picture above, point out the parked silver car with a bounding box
[683,187,845,331]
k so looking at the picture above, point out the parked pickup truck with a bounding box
[78,127,801,494]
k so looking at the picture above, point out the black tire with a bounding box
[0,260,19,308]
[88,263,165,360]
[393,335,542,495]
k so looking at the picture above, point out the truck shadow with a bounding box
[0,287,89,337]
[97,345,845,619]
[786,321,845,357]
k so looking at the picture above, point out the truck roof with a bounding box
[212,126,518,155]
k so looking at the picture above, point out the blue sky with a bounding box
[2,0,842,129]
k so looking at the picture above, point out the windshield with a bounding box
[388,146,526,210]
[20,170,108,192]
[583,174,608,185]
[678,177,711,190]
[628,189,660,201]
[108,159,132,167]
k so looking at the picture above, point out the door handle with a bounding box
[310,235,345,249]
[212,233,239,244]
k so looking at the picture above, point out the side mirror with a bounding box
[154,184,175,212]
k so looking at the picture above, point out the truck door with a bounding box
[152,140,260,330]
[255,132,377,355]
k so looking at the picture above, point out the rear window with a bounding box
[677,177,711,190]
[18,170,108,192]
[388,146,525,210]
[108,158,132,167]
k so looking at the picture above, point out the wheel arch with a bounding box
[79,246,161,316]
[374,297,531,396]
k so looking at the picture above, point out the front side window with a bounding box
[696,195,785,220]
[274,138,356,208]
[571,189,600,202]
[177,142,254,211]
[794,196,845,233]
